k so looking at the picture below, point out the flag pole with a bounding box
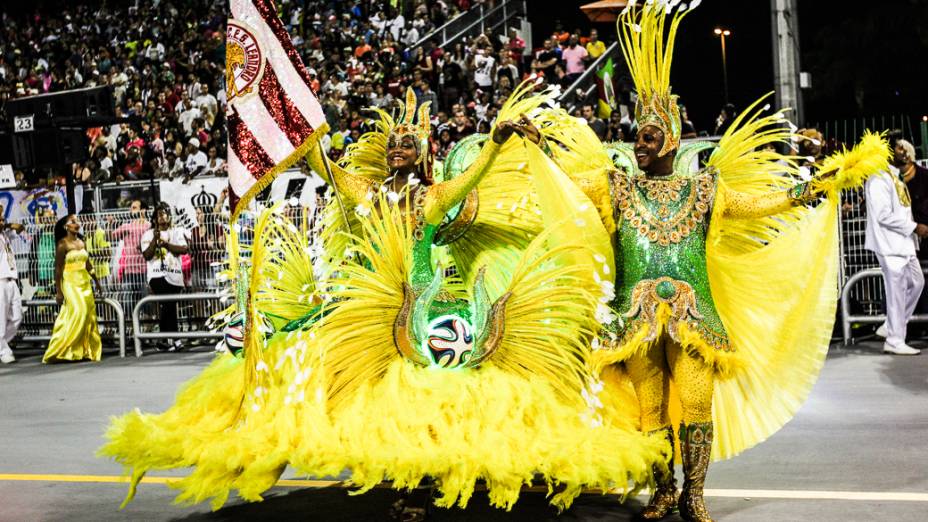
[316,149,355,237]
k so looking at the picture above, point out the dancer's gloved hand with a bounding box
[491,113,541,144]
[790,166,842,205]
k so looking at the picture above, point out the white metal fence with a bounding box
[838,187,884,316]
[12,208,225,340]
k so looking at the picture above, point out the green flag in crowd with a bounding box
[596,57,617,119]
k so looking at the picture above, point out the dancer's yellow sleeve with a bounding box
[305,141,374,206]
[424,140,501,224]
[720,188,794,219]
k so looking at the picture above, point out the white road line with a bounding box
[703,489,928,502]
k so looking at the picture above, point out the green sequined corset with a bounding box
[607,169,730,352]
[284,187,469,332]
[285,186,502,369]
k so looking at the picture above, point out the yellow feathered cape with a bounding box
[99,142,669,511]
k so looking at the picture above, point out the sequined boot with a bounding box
[634,427,678,521]
[678,422,715,522]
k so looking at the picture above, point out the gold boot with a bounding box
[678,422,715,522]
[635,427,678,521]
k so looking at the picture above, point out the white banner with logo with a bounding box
[159,171,325,227]
[159,177,229,228]
[268,170,325,210]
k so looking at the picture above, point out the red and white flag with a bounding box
[225,0,327,220]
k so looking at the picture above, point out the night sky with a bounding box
[529,0,928,136]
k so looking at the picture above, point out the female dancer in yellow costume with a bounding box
[43,214,103,363]
[526,4,890,521]
[101,83,669,516]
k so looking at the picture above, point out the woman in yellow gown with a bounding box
[43,214,103,363]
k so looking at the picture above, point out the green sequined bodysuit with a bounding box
[606,169,731,353]
[283,186,472,331]
[410,218,473,324]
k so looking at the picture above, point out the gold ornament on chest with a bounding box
[613,174,714,246]
[891,175,912,207]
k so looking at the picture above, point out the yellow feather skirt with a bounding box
[315,358,668,511]
[101,328,670,511]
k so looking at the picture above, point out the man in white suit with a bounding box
[865,165,924,355]
[0,216,24,364]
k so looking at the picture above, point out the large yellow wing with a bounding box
[438,81,565,299]
[703,96,888,460]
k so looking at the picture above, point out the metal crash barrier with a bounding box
[840,267,928,345]
[21,298,128,357]
[132,293,224,355]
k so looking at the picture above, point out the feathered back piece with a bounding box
[618,0,691,157]
[706,93,799,191]
[336,109,391,184]
[704,94,806,255]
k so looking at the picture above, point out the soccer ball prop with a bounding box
[223,313,246,354]
[423,314,475,368]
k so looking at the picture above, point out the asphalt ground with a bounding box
[1,338,926,521]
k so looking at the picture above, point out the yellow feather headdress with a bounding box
[618,0,690,157]
[336,87,432,184]
[389,87,433,166]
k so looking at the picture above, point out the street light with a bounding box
[714,27,731,104]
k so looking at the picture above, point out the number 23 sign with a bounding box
[14,115,34,133]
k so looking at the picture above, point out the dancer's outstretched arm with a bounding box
[423,118,533,224]
[304,142,375,207]
[722,176,826,219]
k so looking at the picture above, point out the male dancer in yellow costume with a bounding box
[532,3,889,521]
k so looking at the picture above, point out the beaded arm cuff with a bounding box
[787,181,815,206]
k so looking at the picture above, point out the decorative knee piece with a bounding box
[678,422,715,522]
[635,426,678,521]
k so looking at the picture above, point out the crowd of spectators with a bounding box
[0,0,637,196]
[1,0,704,199]
[0,1,228,198]
[284,1,625,161]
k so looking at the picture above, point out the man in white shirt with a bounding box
[0,217,24,363]
[141,204,189,351]
[184,138,208,182]
[178,104,202,136]
[194,84,218,124]
[473,50,496,92]
[865,166,924,355]
[144,41,165,61]
[403,22,419,47]
[175,91,194,114]
[389,11,406,41]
